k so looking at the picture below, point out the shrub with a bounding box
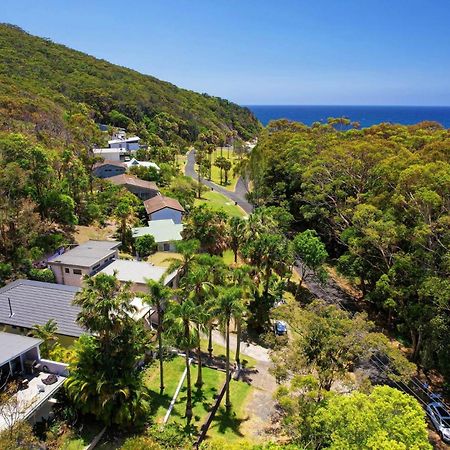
[28,268,56,283]
[134,234,157,258]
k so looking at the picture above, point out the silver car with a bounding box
[427,402,450,442]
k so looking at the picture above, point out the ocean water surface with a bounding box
[246,105,450,128]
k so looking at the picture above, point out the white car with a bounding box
[427,402,450,442]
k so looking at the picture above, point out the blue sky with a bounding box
[2,0,450,105]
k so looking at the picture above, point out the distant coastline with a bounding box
[245,105,450,128]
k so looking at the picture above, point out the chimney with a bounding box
[8,297,14,318]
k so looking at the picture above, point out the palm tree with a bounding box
[211,286,244,411]
[229,217,245,263]
[114,199,136,248]
[229,266,253,366]
[165,239,200,278]
[164,299,200,425]
[183,263,213,387]
[145,279,172,393]
[30,319,58,358]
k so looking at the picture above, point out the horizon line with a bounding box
[242,104,450,108]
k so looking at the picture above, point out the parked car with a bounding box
[427,402,450,442]
[274,320,287,336]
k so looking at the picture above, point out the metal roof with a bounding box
[132,219,183,243]
[99,260,177,285]
[0,332,43,366]
[0,280,84,337]
[107,174,159,191]
[48,240,120,268]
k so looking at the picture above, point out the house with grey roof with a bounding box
[47,240,120,287]
[0,280,84,343]
[92,160,127,178]
[99,259,179,293]
[132,219,183,252]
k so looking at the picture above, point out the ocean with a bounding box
[245,105,450,128]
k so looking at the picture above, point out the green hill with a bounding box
[0,23,260,145]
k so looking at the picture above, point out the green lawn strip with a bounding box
[169,364,225,432]
[207,378,253,442]
[194,191,246,218]
[61,422,104,450]
[199,337,257,369]
[144,355,186,422]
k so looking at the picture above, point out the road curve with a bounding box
[185,150,254,214]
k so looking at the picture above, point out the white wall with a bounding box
[150,208,182,224]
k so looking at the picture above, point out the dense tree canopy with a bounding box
[250,118,450,381]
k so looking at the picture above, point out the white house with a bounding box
[92,147,129,162]
[132,219,183,252]
[143,195,185,224]
[125,158,160,171]
[108,136,140,151]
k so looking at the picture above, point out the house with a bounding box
[92,160,127,178]
[108,135,140,151]
[92,147,129,161]
[0,332,68,432]
[0,280,83,344]
[108,174,159,200]
[47,240,120,287]
[132,219,183,252]
[144,195,185,224]
[99,259,179,293]
[125,158,160,171]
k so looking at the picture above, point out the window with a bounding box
[64,268,70,274]
[92,264,100,271]
[73,269,82,275]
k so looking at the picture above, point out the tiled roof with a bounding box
[108,174,159,191]
[143,195,185,215]
[0,280,84,337]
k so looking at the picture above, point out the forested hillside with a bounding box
[249,119,450,382]
[0,23,260,146]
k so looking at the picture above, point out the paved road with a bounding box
[185,150,254,214]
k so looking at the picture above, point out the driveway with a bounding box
[185,150,254,214]
[210,330,277,439]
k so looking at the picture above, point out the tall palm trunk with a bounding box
[195,324,203,387]
[184,320,193,424]
[208,325,213,358]
[235,319,241,367]
[157,302,164,392]
[225,317,231,411]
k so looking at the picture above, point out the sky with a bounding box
[2,0,450,105]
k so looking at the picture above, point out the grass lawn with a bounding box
[144,355,186,422]
[60,422,104,450]
[147,251,182,267]
[207,378,252,442]
[169,364,253,442]
[74,223,116,244]
[194,191,246,218]
[199,337,257,369]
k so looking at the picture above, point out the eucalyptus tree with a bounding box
[145,279,172,393]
